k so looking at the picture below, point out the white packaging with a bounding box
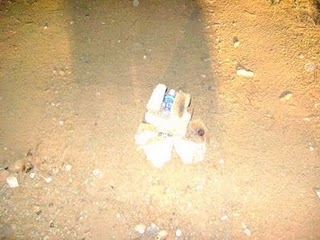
[142,136,173,168]
[174,138,206,164]
[146,84,166,112]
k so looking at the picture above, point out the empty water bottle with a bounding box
[162,89,176,112]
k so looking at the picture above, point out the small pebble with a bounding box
[233,37,240,47]
[218,159,224,165]
[156,230,168,239]
[241,222,251,236]
[40,174,53,183]
[133,0,139,6]
[236,68,254,77]
[92,169,103,179]
[62,163,72,172]
[243,227,251,236]
[314,187,320,199]
[176,228,182,237]
[279,91,292,101]
[30,172,36,179]
[6,175,19,188]
[134,224,146,234]
[220,215,229,221]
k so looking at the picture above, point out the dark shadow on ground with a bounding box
[64,0,216,99]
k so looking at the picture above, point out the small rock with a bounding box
[218,158,224,165]
[134,224,146,234]
[92,169,103,179]
[156,230,168,239]
[236,68,254,77]
[233,37,240,47]
[243,227,251,236]
[133,0,139,6]
[176,228,182,237]
[58,70,65,76]
[146,223,159,236]
[314,187,320,199]
[220,215,229,221]
[40,174,52,183]
[241,222,251,236]
[279,91,292,101]
[62,163,72,172]
[6,175,19,188]
[29,172,36,179]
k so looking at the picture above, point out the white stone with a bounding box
[237,68,254,77]
[176,229,182,237]
[134,224,146,234]
[220,215,229,221]
[314,188,320,199]
[93,169,103,179]
[243,227,251,236]
[6,175,19,188]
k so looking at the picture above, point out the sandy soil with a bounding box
[1,0,320,239]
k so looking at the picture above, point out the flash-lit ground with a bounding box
[1,0,320,239]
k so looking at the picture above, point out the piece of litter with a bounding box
[218,158,224,165]
[134,224,146,234]
[314,188,320,199]
[176,228,182,237]
[6,175,19,188]
[279,91,292,101]
[236,68,254,77]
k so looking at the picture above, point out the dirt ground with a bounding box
[0,0,320,239]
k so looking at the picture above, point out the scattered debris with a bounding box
[314,187,320,199]
[6,175,19,188]
[279,90,292,101]
[135,84,207,168]
[236,67,254,77]
[134,224,146,234]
